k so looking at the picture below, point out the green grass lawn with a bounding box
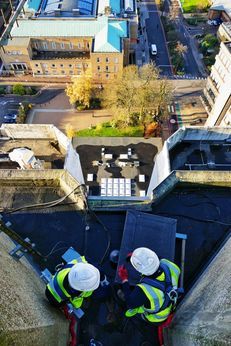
[76,123,144,137]
[180,0,210,13]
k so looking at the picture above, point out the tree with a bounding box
[102,63,172,128]
[66,74,93,109]
[65,124,76,139]
[102,65,139,126]
[12,83,26,95]
[175,41,188,57]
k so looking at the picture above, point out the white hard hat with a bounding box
[68,263,100,291]
[130,247,160,276]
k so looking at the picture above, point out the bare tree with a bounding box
[102,63,172,128]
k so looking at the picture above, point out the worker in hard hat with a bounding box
[118,247,181,324]
[45,257,101,309]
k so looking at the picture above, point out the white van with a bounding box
[151,44,157,55]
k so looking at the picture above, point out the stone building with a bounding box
[208,0,231,21]
[0,0,138,83]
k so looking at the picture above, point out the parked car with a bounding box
[3,114,17,120]
[151,44,157,55]
[207,19,222,26]
[3,118,16,124]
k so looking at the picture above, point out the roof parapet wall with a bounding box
[164,236,231,346]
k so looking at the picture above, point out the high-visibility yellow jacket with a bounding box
[125,259,181,323]
[47,256,93,308]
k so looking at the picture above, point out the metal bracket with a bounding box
[9,237,35,260]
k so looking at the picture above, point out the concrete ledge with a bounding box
[0,232,69,346]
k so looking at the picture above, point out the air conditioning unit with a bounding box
[73,8,80,16]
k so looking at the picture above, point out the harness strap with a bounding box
[53,275,69,300]
[141,263,176,312]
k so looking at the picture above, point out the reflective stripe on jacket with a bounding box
[47,256,93,308]
[125,259,181,323]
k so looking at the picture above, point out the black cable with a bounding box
[82,187,111,265]
[3,185,85,214]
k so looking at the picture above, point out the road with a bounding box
[176,19,203,76]
[141,0,172,76]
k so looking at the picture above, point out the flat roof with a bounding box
[97,0,121,14]
[0,138,65,169]
[73,137,162,198]
[170,140,231,171]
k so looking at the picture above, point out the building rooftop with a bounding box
[0,125,231,345]
[97,0,121,15]
[9,16,128,53]
[0,137,65,169]
[24,0,97,16]
[211,0,231,18]
[73,137,162,199]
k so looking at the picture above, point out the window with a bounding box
[114,57,118,63]
[69,64,72,68]
[52,42,56,49]
[45,70,49,74]
[106,66,109,72]
[78,43,81,49]
[34,42,38,49]
[37,70,41,74]
[69,71,73,74]
[87,42,90,49]
[97,66,101,71]
[35,64,39,67]
[106,74,109,79]
[61,70,65,74]
[60,64,64,67]
[43,42,48,50]
[97,57,100,63]
[60,42,65,49]
[106,57,109,63]
[51,64,56,68]
[76,63,81,68]
[69,42,73,49]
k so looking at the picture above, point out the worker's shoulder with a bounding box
[160,259,181,273]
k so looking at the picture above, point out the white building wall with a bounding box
[205,42,231,127]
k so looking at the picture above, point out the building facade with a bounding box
[0,0,137,83]
[202,41,231,126]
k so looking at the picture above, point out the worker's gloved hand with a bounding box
[118,265,128,283]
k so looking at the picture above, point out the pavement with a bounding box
[27,92,113,131]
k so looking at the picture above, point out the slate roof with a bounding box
[10,16,127,52]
